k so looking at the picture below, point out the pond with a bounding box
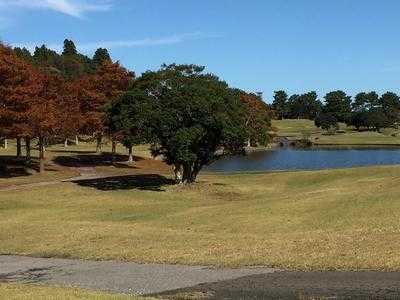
[205,147,400,172]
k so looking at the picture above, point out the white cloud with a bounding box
[0,0,111,18]
[12,32,222,54]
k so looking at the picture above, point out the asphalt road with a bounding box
[0,255,275,295]
[1,255,400,299]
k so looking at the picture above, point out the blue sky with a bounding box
[1,0,400,102]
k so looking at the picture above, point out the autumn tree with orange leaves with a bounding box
[0,44,41,159]
[238,90,272,146]
[73,61,134,152]
[0,43,80,172]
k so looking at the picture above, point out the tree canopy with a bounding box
[109,64,249,183]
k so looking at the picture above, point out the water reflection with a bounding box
[206,147,400,172]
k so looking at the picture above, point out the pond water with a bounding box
[205,147,400,172]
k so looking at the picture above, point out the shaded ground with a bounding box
[159,271,400,299]
[1,256,400,299]
[72,174,175,191]
[0,142,171,190]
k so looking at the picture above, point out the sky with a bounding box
[1,0,400,102]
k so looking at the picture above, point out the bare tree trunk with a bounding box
[111,140,117,163]
[173,164,183,184]
[178,162,201,184]
[96,134,102,153]
[127,146,134,163]
[16,137,22,158]
[112,140,117,154]
[64,138,68,148]
[39,136,45,173]
[25,137,31,161]
[75,135,79,145]
[182,163,192,184]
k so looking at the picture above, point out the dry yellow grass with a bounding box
[0,283,155,300]
[272,119,400,145]
[1,165,400,270]
[313,131,400,145]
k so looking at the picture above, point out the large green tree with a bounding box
[92,48,111,70]
[107,90,150,163]
[110,64,248,183]
[323,90,352,122]
[353,91,379,112]
[272,90,288,119]
[380,92,400,125]
[289,91,322,119]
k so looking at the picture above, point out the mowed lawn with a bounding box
[314,131,400,145]
[1,166,400,270]
[0,284,155,300]
[272,119,400,145]
[271,119,321,137]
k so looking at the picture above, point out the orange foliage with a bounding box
[72,61,134,136]
[0,44,41,138]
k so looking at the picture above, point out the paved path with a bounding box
[0,256,276,296]
[2,256,400,299]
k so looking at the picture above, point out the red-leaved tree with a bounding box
[73,61,134,152]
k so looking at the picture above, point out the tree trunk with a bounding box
[64,138,68,148]
[16,137,22,158]
[173,164,183,184]
[25,137,31,161]
[179,162,201,184]
[42,137,47,152]
[111,140,117,163]
[127,146,134,163]
[39,136,45,173]
[75,135,79,145]
[181,163,199,184]
[3,138,7,150]
[96,135,102,153]
[112,140,117,154]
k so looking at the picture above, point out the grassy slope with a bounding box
[271,119,322,137]
[272,119,400,145]
[0,284,155,300]
[1,166,400,270]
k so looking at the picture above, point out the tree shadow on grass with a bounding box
[72,174,175,191]
[155,271,400,300]
[0,156,34,178]
[53,153,143,168]
[51,150,97,154]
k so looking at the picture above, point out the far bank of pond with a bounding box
[206,146,400,172]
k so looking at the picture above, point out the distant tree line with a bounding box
[272,90,400,132]
[1,40,271,182]
[14,39,112,79]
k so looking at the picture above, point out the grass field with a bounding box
[271,119,322,137]
[0,140,166,188]
[1,165,400,270]
[0,283,155,300]
[272,119,400,145]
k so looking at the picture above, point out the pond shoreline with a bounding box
[313,143,400,147]
[207,146,400,173]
